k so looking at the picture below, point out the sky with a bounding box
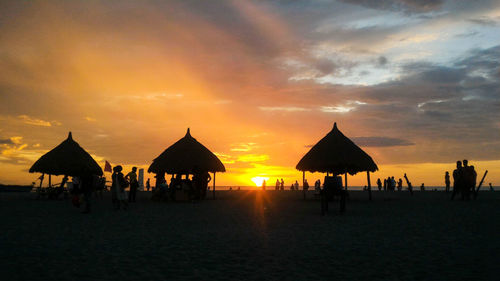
[1,0,499,187]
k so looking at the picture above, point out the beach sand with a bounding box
[0,190,498,280]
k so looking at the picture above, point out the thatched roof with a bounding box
[148,128,226,174]
[29,132,103,176]
[296,123,378,175]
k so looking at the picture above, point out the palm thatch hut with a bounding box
[296,123,378,199]
[148,128,225,198]
[29,132,103,187]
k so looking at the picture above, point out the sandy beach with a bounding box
[0,190,498,281]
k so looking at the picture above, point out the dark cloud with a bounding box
[351,137,414,147]
[378,56,388,66]
[0,138,14,144]
[340,0,443,13]
[468,17,498,26]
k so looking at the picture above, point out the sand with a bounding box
[0,190,498,281]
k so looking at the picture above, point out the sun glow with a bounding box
[251,176,269,187]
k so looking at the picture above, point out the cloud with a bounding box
[340,0,444,13]
[259,106,311,112]
[351,136,415,147]
[237,154,270,162]
[17,115,57,127]
[468,17,498,26]
[0,138,14,144]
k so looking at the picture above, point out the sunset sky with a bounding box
[1,0,499,187]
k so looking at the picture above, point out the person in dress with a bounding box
[112,165,128,210]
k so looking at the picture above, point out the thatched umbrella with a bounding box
[29,132,103,187]
[148,128,225,198]
[296,123,378,199]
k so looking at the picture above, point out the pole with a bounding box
[212,172,216,200]
[344,173,348,190]
[474,170,488,200]
[367,171,372,201]
[303,171,306,200]
[48,174,52,188]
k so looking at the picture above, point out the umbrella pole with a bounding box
[302,171,306,200]
[367,171,372,201]
[49,174,52,188]
[212,172,216,200]
[344,173,348,190]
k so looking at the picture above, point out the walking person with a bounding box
[126,167,138,203]
[444,171,450,193]
[112,165,128,210]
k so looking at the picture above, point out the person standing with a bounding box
[112,165,128,210]
[451,161,463,200]
[80,173,93,214]
[275,179,280,190]
[462,160,477,200]
[126,167,138,203]
[280,178,284,190]
[262,179,266,191]
[397,178,403,191]
[444,171,450,193]
[377,178,382,191]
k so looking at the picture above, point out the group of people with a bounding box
[151,168,212,202]
[109,165,140,210]
[450,159,477,200]
[376,176,404,191]
[269,179,304,191]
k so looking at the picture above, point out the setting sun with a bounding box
[251,176,269,187]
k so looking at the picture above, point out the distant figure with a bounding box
[262,180,266,191]
[280,178,284,190]
[376,178,382,191]
[237,186,241,191]
[444,171,450,193]
[383,178,387,191]
[111,165,128,210]
[303,179,309,191]
[80,173,93,214]
[420,183,425,191]
[146,178,150,192]
[489,183,494,191]
[390,176,396,191]
[294,180,299,190]
[462,159,477,200]
[397,178,403,191]
[451,161,463,200]
[290,184,294,190]
[314,179,321,191]
[126,167,138,203]
[275,179,280,190]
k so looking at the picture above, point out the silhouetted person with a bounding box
[445,171,450,193]
[146,178,150,192]
[280,178,284,190]
[377,178,382,191]
[462,160,476,200]
[126,167,138,202]
[275,179,280,190]
[397,178,403,191]
[112,165,128,210]
[294,180,299,190]
[420,183,425,191]
[315,179,321,191]
[451,161,463,200]
[303,179,309,190]
[80,173,93,214]
[390,176,396,191]
[262,179,266,191]
[383,178,387,191]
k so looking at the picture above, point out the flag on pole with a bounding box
[104,160,112,172]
